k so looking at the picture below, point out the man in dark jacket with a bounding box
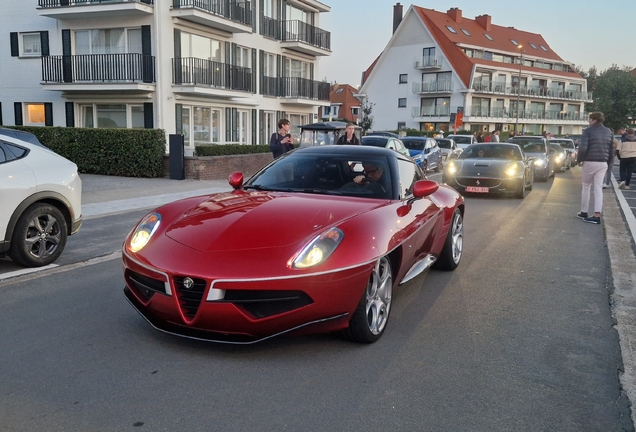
[576,112,614,224]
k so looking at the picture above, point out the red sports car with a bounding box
[123,146,464,344]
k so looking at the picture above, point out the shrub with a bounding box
[7,126,166,177]
[195,144,271,156]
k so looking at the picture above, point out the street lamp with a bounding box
[515,45,523,134]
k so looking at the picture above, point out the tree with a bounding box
[578,65,636,130]
[359,99,375,133]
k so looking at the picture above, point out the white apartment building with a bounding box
[0,0,331,154]
[360,4,591,135]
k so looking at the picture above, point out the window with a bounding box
[540,45,548,52]
[21,33,42,56]
[529,43,538,49]
[510,39,519,46]
[461,29,471,36]
[236,46,250,68]
[423,47,435,57]
[446,26,457,34]
[24,103,45,126]
[263,52,276,77]
[80,104,146,129]
[484,33,493,41]
[399,74,408,84]
[398,98,407,108]
[397,122,406,130]
[351,107,360,116]
[180,32,222,61]
[285,58,309,78]
[322,106,331,116]
[75,28,142,55]
[263,0,275,18]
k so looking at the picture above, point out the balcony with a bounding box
[471,83,593,102]
[465,106,589,123]
[411,106,451,119]
[412,80,452,94]
[171,0,252,34]
[41,53,155,92]
[413,56,443,70]
[172,57,252,98]
[280,20,331,56]
[279,77,330,106]
[37,0,153,19]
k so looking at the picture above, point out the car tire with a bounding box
[433,208,463,271]
[434,159,442,172]
[8,203,68,267]
[515,177,526,199]
[344,256,393,343]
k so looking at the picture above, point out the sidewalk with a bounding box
[81,174,232,218]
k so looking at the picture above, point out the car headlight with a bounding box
[505,164,518,177]
[291,227,344,269]
[412,153,423,161]
[555,154,564,162]
[534,158,546,167]
[129,212,161,253]
[446,162,457,175]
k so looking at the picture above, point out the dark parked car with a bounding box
[443,143,533,198]
[549,143,568,172]
[549,138,577,168]
[506,136,555,181]
[361,135,410,158]
[401,136,443,171]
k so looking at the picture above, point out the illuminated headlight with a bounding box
[129,212,161,253]
[555,154,564,162]
[505,164,518,177]
[291,227,344,269]
[534,158,546,167]
[447,162,457,175]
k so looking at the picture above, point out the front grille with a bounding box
[457,177,501,187]
[173,276,207,319]
[126,269,166,301]
[224,290,313,319]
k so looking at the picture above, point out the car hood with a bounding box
[164,191,382,252]
[408,149,423,158]
[452,158,514,176]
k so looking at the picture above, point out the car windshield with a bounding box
[361,137,388,148]
[550,143,564,152]
[459,144,522,161]
[401,139,425,150]
[436,139,453,149]
[448,136,473,144]
[551,140,574,149]
[508,139,546,152]
[246,153,393,199]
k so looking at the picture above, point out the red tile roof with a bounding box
[413,7,583,86]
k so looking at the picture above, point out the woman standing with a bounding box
[270,118,294,158]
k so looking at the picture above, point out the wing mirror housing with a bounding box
[228,172,244,189]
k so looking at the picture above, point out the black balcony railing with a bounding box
[42,53,155,83]
[172,0,252,26]
[260,16,281,39]
[280,77,329,101]
[173,57,252,92]
[39,0,152,6]
[282,20,330,51]
[261,76,278,97]
[471,82,592,101]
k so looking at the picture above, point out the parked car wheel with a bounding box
[8,203,68,267]
[433,209,463,271]
[344,256,393,343]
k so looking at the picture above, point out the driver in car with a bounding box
[352,163,386,195]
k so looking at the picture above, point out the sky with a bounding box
[318,0,636,87]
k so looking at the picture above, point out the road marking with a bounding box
[0,264,58,281]
[0,251,122,287]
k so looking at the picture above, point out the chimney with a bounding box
[475,14,492,31]
[393,3,403,34]
[447,7,462,23]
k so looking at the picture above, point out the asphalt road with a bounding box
[0,169,632,431]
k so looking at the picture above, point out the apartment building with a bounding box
[319,83,360,123]
[0,0,331,154]
[359,4,591,135]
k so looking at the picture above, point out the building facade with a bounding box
[0,0,331,154]
[360,4,591,135]
[319,83,359,123]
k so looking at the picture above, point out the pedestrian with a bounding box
[484,131,492,142]
[477,131,484,142]
[336,123,361,145]
[435,130,444,139]
[576,112,614,224]
[270,118,294,158]
[491,130,500,142]
[603,129,619,188]
[509,130,516,139]
[617,128,636,190]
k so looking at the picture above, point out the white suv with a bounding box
[0,128,82,267]
[445,134,477,150]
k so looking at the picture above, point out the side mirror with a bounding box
[228,172,244,189]
[412,180,439,198]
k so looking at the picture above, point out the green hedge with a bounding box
[7,126,166,177]
[195,144,271,156]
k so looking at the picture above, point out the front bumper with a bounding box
[122,252,372,343]
[443,175,523,194]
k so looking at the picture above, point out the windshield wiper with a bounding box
[302,188,343,196]
[243,184,277,191]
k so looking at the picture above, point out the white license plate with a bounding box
[466,186,489,193]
